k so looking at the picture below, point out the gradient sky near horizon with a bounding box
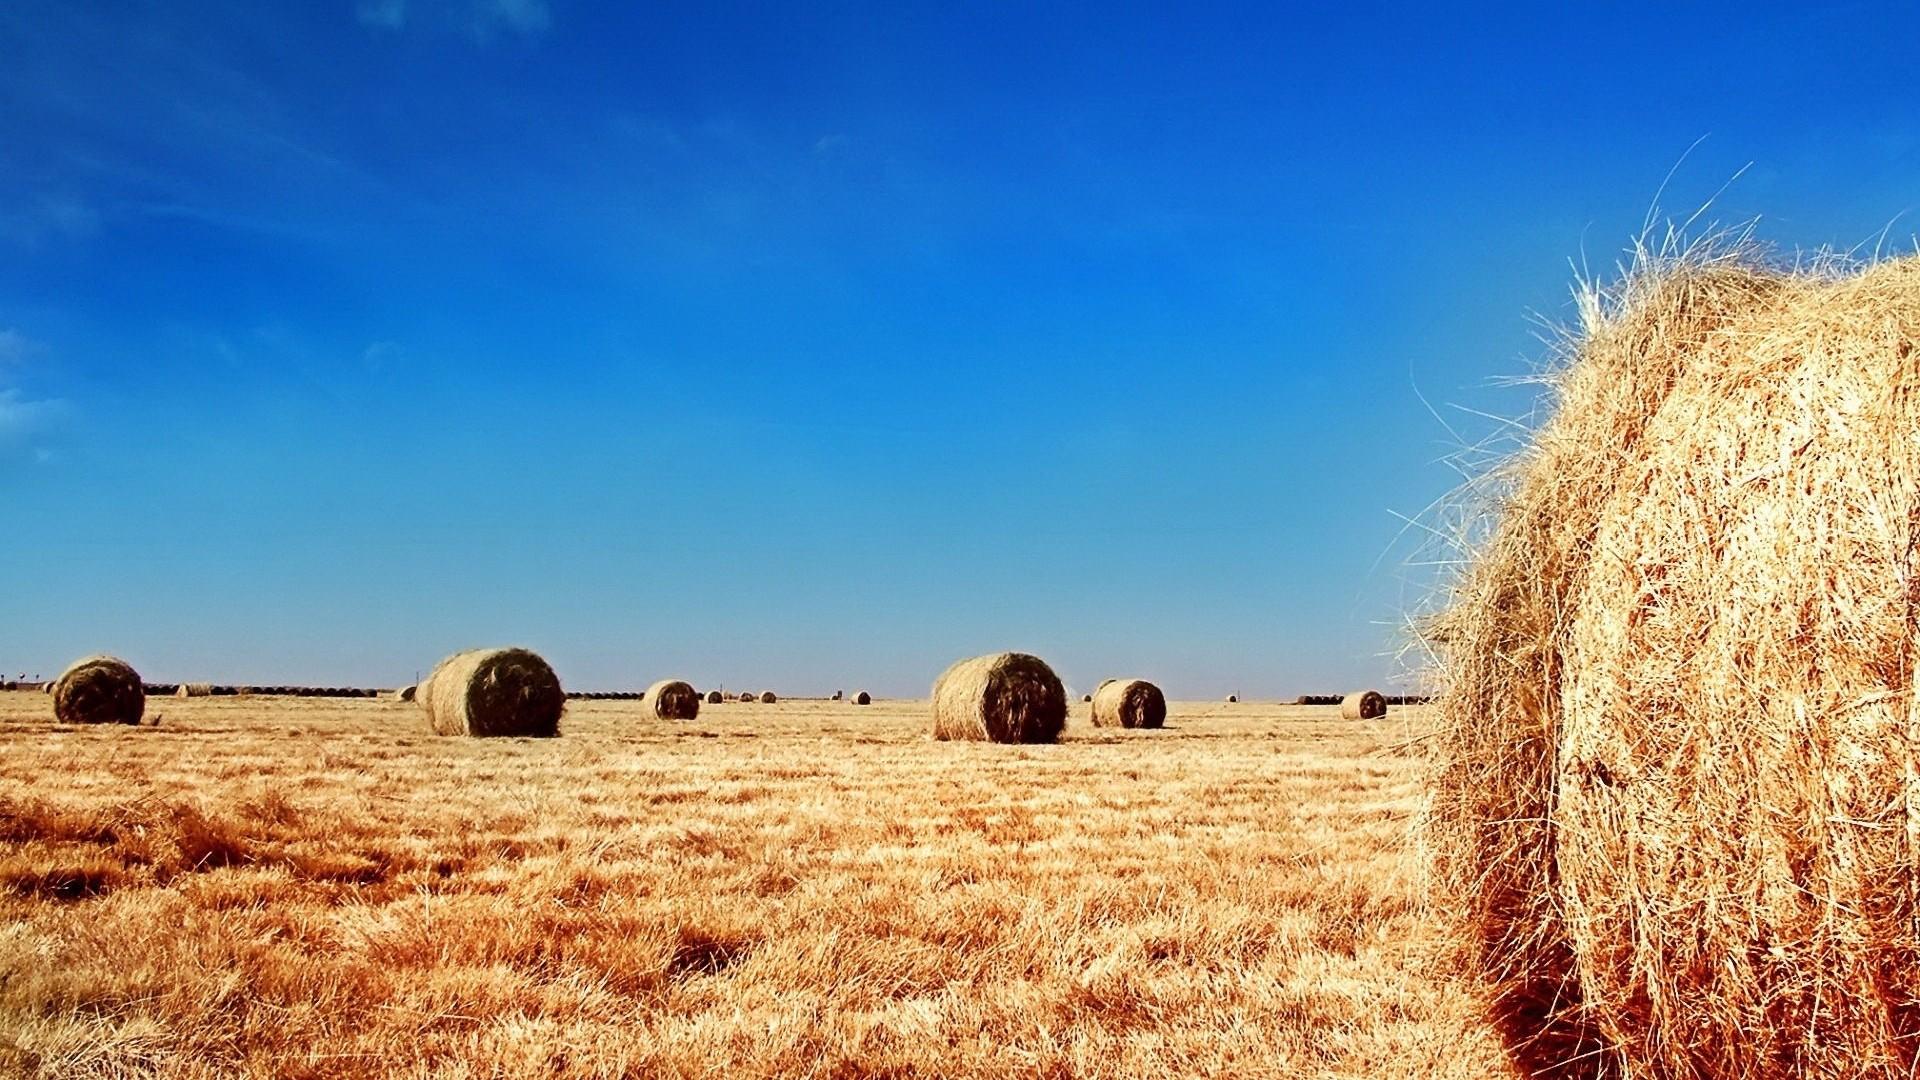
[3,3,1918,695]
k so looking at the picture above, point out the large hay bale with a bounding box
[643,679,701,720]
[176,682,214,698]
[1090,677,1166,729]
[1427,247,1920,1077]
[416,648,564,737]
[705,689,723,704]
[852,690,871,705]
[1338,690,1385,720]
[51,656,144,726]
[931,652,1066,744]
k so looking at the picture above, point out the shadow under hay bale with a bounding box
[417,648,564,737]
[1427,246,1920,1078]
[52,656,145,726]
[931,652,1066,744]
[1090,678,1167,729]
[1339,690,1386,720]
[643,679,701,720]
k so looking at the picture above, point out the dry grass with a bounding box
[0,690,1505,1079]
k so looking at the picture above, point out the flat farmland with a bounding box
[0,692,1508,1079]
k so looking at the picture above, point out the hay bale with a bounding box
[852,690,871,705]
[416,648,564,737]
[1425,246,1920,1076]
[643,679,701,720]
[758,690,776,704]
[1090,678,1167,729]
[394,685,416,702]
[831,690,843,701]
[705,689,723,704]
[176,682,214,698]
[1338,690,1385,720]
[1081,693,1092,702]
[51,656,144,726]
[931,652,1066,744]
[737,691,754,702]
[1225,694,1237,703]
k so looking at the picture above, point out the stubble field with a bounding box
[0,691,1509,1078]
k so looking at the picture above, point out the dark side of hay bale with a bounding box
[852,690,871,705]
[643,679,701,721]
[1426,249,1920,1077]
[1339,690,1386,720]
[52,656,145,726]
[758,690,776,704]
[705,689,724,704]
[1090,678,1167,729]
[394,685,416,702]
[417,648,564,737]
[931,652,1066,744]
[832,689,843,701]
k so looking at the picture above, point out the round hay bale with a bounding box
[1425,249,1920,1076]
[643,679,701,720]
[1081,693,1092,702]
[705,689,723,704]
[51,656,144,726]
[1338,690,1385,720]
[1090,678,1167,729]
[176,682,214,698]
[416,648,564,737]
[1225,694,1237,703]
[758,690,776,704]
[852,690,871,705]
[831,690,843,701]
[394,685,416,702]
[738,691,755,703]
[931,652,1066,744]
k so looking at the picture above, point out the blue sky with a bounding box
[3,2,1917,695]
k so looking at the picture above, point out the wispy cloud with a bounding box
[0,330,65,464]
[0,194,100,248]
[355,0,407,31]
[355,0,552,38]
[482,0,550,36]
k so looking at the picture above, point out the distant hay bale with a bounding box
[1090,678,1167,729]
[176,682,214,698]
[758,690,776,703]
[738,691,755,703]
[931,652,1066,744]
[1225,694,1237,703]
[643,679,701,720]
[51,656,145,726]
[1081,693,1092,702]
[1338,690,1385,720]
[1426,246,1920,1076]
[416,648,563,737]
[394,685,416,702]
[852,690,871,705]
[831,690,843,701]
[705,689,723,704]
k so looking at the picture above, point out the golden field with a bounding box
[0,691,1509,1079]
